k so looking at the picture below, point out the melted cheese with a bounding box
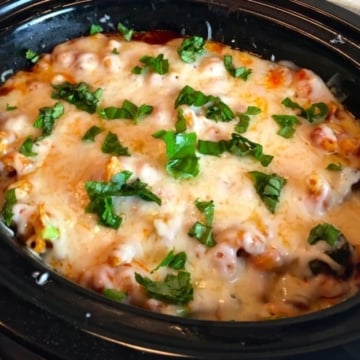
[1,33,360,321]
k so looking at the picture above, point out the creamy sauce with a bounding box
[1,33,360,320]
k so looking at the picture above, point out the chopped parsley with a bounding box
[101,132,130,156]
[188,199,216,247]
[132,54,169,75]
[19,136,37,157]
[103,288,127,302]
[135,271,193,305]
[249,171,287,213]
[235,106,261,133]
[308,223,341,247]
[152,250,187,273]
[89,24,104,35]
[175,85,234,122]
[99,99,153,123]
[52,82,102,114]
[153,130,199,179]
[25,49,40,63]
[85,170,161,229]
[198,133,273,167]
[223,55,252,80]
[272,114,300,138]
[33,102,64,138]
[1,188,17,227]
[282,97,329,123]
[117,22,134,41]
[177,36,206,63]
[81,126,104,142]
[326,162,343,171]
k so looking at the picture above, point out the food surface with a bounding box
[1,29,360,321]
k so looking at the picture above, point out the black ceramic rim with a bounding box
[0,1,360,359]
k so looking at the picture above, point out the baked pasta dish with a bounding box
[1,26,360,321]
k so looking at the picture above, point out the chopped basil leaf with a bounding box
[175,85,234,122]
[152,250,187,273]
[282,97,329,123]
[175,108,187,133]
[198,133,273,167]
[99,99,153,123]
[223,55,252,80]
[81,126,104,142]
[25,49,40,63]
[1,188,17,227]
[235,106,261,133]
[153,130,199,179]
[85,171,161,228]
[89,24,104,35]
[111,48,119,55]
[33,102,64,138]
[52,82,102,114]
[19,136,37,157]
[131,54,169,75]
[135,271,193,305]
[272,114,300,138]
[249,171,287,213]
[188,199,216,247]
[177,36,206,63]
[308,223,341,246]
[42,224,60,241]
[5,104,17,111]
[117,22,134,41]
[103,288,127,302]
[101,132,130,156]
[326,162,343,171]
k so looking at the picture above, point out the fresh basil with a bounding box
[135,271,193,304]
[103,288,127,302]
[326,162,343,171]
[223,55,252,80]
[152,250,187,273]
[81,125,104,142]
[33,102,64,138]
[132,54,169,75]
[249,171,287,213]
[175,108,187,133]
[272,114,300,138]
[308,223,341,247]
[89,24,104,35]
[5,104,17,111]
[1,188,17,227]
[117,22,134,41]
[101,132,130,156]
[25,49,40,63]
[52,82,102,114]
[153,130,199,179]
[19,136,37,157]
[235,106,261,133]
[42,224,60,241]
[177,36,206,63]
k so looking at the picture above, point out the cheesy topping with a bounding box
[1,32,360,321]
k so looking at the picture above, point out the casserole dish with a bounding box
[0,0,359,359]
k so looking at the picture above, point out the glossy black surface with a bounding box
[0,1,360,359]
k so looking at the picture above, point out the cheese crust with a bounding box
[1,32,360,320]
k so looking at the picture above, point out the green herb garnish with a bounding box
[1,188,17,227]
[272,114,300,138]
[52,82,102,114]
[223,55,252,80]
[175,85,234,122]
[103,288,127,302]
[177,36,206,63]
[117,22,134,41]
[282,97,329,123]
[235,106,261,133]
[135,271,193,305]
[153,130,199,179]
[42,224,60,241]
[25,49,40,63]
[326,162,343,171]
[19,136,37,157]
[33,102,64,138]
[101,132,130,156]
[198,133,273,167]
[89,24,104,35]
[308,223,341,246]
[175,108,187,133]
[152,250,187,273]
[132,54,169,75]
[188,199,216,247]
[249,171,287,213]
[5,104,17,111]
[81,126,104,142]
[99,99,153,123]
